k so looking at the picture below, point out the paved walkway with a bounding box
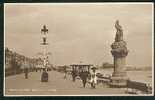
[5,70,127,96]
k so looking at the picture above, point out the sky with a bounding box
[5,3,153,66]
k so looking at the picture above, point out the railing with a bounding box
[126,80,152,94]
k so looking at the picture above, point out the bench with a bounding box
[126,80,150,94]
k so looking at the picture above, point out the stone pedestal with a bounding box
[110,40,128,87]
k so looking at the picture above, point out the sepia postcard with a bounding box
[4,3,154,96]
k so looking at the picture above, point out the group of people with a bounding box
[81,68,97,88]
[22,61,98,88]
[71,67,98,89]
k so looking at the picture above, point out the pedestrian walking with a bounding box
[63,66,67,79]
[81,72,87,88]
[22,60,29,79]
[79,70,89,88]
[24,67,28,79]
[72,70,77,82]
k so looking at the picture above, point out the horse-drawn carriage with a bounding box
[70,64,92,81]
[70,64,96,87]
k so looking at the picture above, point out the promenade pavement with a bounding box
[5,70,126,96]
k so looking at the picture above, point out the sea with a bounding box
[97,68,152,86]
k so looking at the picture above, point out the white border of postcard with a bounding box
[4,2,154,96]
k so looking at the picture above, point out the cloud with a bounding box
[5,3,153,66]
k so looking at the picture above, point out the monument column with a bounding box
[110,20,129,87]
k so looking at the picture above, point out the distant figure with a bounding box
[41,68,48,82]
[35,67,38,72]
[39,64,42,72]
[63,66,67,79]
[23,60,29,79]
[36,64,41,72]
[72,70,77,82]
[24,67,29,79]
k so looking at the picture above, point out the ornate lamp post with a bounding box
[40,25,50,82]
[40,25,49,69]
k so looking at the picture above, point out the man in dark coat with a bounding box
[80,71,89,88]
[23,60,29,79]
[24,67,29,79]
[72,70,77,82]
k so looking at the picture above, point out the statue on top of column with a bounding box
[115,20,123,42]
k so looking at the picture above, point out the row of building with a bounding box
[5,48,43,76]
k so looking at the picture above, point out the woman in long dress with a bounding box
[90,67,97,88]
